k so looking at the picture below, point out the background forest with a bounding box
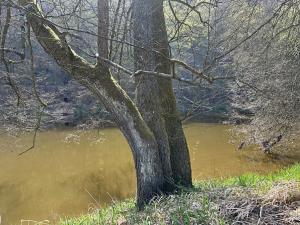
[1,0,299,148]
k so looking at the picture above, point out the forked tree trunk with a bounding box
[132,0,175,192]
[133,0,193,187]
[21,0,165,208]
[88,67,165,207]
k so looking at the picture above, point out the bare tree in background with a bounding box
[222,0,300,152]
[166,0,300,153]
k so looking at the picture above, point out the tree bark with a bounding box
[133,0,193,187]
[153,6,193,187]
[132,0,175,192]
[21,0,164,208]
[97,0,109,59]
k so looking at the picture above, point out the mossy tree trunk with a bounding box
[132,0,192,187]
[132,0,175,192]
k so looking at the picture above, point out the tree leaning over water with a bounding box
[14,0,194,207]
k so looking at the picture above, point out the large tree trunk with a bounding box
[152,3,192,187]
[133,0,193,187]
[160,87,193,187]
[21,0,164,208]
[132,0,175,192]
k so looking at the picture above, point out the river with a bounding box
[0,123,298,225]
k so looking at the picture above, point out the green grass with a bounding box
[194,163,300,190]
[59,163,300,225]
[221,163,300,187]
[60,200,135,225]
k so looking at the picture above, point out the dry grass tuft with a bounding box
[213,183,300,225]
[263,181,300,204]
[288,207,300,223]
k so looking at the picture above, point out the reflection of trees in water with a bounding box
[82,167,135,206]
[55,164,135,209]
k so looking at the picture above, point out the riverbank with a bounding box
[59,164,300,225]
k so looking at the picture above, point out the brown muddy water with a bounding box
[0,123,299,225]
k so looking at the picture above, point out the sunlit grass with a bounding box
[60,200,136,225]
[223,163,300,187]
[193,163,300,189]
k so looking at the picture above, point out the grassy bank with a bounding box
[60,164,300,225]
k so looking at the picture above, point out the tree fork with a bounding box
[21,0,166,208]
